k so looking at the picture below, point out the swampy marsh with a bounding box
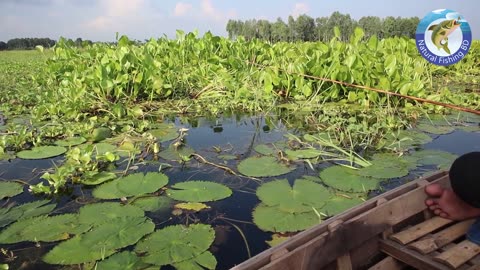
[0,32,479,270]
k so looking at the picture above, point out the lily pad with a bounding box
[43,216,155,265]
[380,130,433,150]
[148,127,179,143]
[256,179,331,213]
[322,194,365,216]
[96,251,151,270]
[357,153,414,179]
[167,181,232,203]
[78,202,144,227]
[158,145,195,161]
[116,141,141,157]
[54,137,87,147]
[411,150,458,170]
[266,234,290,247]
[131,196,173,212]
[320,166,381,192]
[285,149,323,160]
[0,181,23,199]
[0,214,89,244]
[17,146,67,160]
[416,123,454,135]
[253,204,320,233]
[81,172,117,186]
[175,202,210,212]
[0,200,56,229]
[254,144,276,156]
[237,156,295,177]
[90,127,112,143]
[456,125,479,133]
[94,143,117,155]
[134,224,216,268]
[93,172,169,199]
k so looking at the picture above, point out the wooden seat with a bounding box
[378,217,480,269]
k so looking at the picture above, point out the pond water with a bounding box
[0,114,479,269]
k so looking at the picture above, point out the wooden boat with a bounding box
[233,171,480,270]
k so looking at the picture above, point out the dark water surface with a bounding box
[0,115,479,269]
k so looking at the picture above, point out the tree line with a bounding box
[226,11,420,42]
[0,38,94,51]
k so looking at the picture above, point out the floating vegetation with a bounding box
[266,234,290,247]
[285,149,323,160]
[90,127,112,143]
[147,125,179,142]
[253,179,330,233]
[411,150,458,170]
[357,153,416,179]
[254,144,277,156]
[93,172,169,199]
[95,251,151,270]
[0,214,89,244]
[158,145,195,161]
[0,200,56,229]
[134,224,216,269]
[81,172,117,186]
[322,193,365,216]
[0,181,23,199]
[380,130,433,150]
[131,196,173,212]
[416,123,455,135]
[167,181,232,203]
[77,202,144,227]
[320,166,381,192]
[175,202,211,212]
[16,146,67,160]
[43,216,155,265]
[54,136,87,147]
[237,156,295,177]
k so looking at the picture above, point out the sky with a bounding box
[0,0,479,41]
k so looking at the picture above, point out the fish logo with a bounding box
[427,17,461,54]
[416,9,472,66]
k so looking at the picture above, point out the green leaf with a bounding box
[322,193,365,216]
[78,202,144,227]
[380,130,433,150]
[158,145,195,161]
[54,137,87,147]
[17,146,67,160]
[253,204,320,233]
[285,149,323,160]
[266,234,290,247]
[411,150,457,170]
[93,172,169,199]
[131,196,173,212]
[135,224,216,267]
[254,144,276,156]
[237,156,295,177]
[320,166,380,192]
[0,214,89,244]
[0,200,56,229]
[43,217,155,265]
[148,125,179,142]
[256,179,331,213]
[0,181,23,199]
[81,172,117,186]
[416,124,455,135]
[175,202,210,212]
[96,251,151,270]
[173,251,217,270]
[90,127,112,143]
[357,153,413,179]
[167,181,232,203]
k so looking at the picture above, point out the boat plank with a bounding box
[379,239,451,270]
[390,217,453,245]
[368,256,406,270]
[408,220,475,254]
[434,240,480,269]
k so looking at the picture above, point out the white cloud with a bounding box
[200,0,236,22]
[174,2,192,17]
[292,2,309,18]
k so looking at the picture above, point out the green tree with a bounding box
[295,14,315,41]
[271,18,289,42]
